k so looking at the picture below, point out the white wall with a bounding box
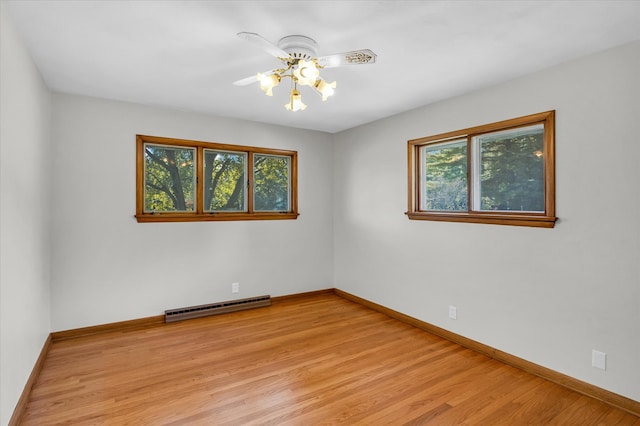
[333,41,640,401]
[0,5,52,425]
[2,4,638,419]
[50,94,334,331]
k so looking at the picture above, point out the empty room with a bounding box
[1,1,639,424]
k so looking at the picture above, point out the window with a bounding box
[407,111,556,228]
[136,135,298,222]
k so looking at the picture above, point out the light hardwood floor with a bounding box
[21,293,640,425]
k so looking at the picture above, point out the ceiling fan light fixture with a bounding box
[235,32,376,112]
[285,89,306,112]
[293,60,320,86]
[314,79,337,101]
[257,72,280,96]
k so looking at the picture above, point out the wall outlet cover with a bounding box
[448,305,457,320]
[592,349,606,370]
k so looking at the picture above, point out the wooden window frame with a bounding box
[406,111,556,228]
[136,135,299,222]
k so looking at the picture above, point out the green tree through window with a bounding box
[477,127,544,212]
[407,111,556,228]
[254,154,290,211]
[204,150,246,212]
[144,145,195,212]
[136,135,298,222]
[422,140,467,211]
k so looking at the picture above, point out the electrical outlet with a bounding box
[592,349,606,370]
[231,282,239,293]
[449,305,457,320]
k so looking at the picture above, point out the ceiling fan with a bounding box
[233,32,377,112]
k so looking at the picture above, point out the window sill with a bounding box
[135,212,300,223]
[405,212,556,228]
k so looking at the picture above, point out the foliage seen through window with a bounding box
[136,135,298,222]
[407,111,556,228]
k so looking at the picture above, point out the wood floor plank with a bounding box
[19,293,639,425]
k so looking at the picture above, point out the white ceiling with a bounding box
[5,1,640,133]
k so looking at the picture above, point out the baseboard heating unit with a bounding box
[164,295,271,323]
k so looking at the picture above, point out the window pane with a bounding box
[254,154,290,211]
[144,144,195,212]
[475,124,544,212]
[421,140,468,211]
[203,150,246,212]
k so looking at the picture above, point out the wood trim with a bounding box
[135,212,300,222]
[271,288,335,304]
[18,289,638,420]
[334,288,640,417]
[51,288,335,342]
[407,110,555,146]
[405,211,557,228]
[137,135,297,157]
[135,135,145,219]
[50,290,336,341]
[136,134,299,223]
[406,142,415,214]
[51,315,165,341]
[196,145,204,215]
[8,334,53,426]
[248,151,255,213]
[544,110,556,220]
[289,150,299,215]
[406,111,556,228]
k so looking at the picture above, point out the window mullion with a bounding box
[196,146,204,214]
[136,134,299,222]
[247,151,254,214]
[406,110,556,227]
[467,136,473,212]
[470,135,481,212]
[416,145,423,212]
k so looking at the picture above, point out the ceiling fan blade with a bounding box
[315,49,377,68]
[232,74,259,86]
[237,32,289,59]
[232,69,280,86]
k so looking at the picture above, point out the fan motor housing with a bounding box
[278,35,318,59]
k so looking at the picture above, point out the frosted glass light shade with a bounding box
[293,60,320,86]
[285,89,306,112]
[257,73,280,96]
[314,79,336,101]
